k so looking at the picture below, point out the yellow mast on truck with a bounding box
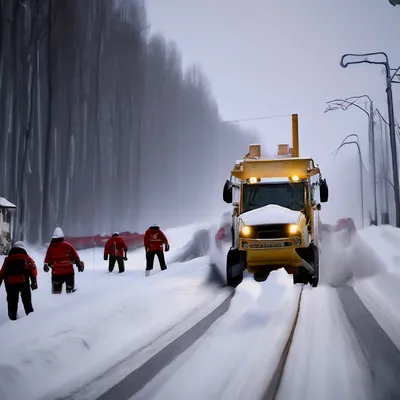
[222,114,329,287]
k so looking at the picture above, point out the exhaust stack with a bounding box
[292,114,299,157]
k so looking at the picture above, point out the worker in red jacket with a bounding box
[43,227,84,294]
[0,241,37,321]
[104,232,128,273]
[144,224,169,276]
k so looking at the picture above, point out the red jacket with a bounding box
[144,227,168,252]
[0,250,37,286]
[104,236,128,258]
[45,239,81,275]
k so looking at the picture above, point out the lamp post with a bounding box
[340,52,400,228]
[333,135,365,228]
[376,109,391,224]
[325,95,377,224]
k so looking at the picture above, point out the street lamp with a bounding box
[325,95,378,225]
[376,109,391,224]
[340,52,400,228]
[333,136,365,228]
[389,0,400,5]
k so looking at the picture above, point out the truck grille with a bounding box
[252,224,289,239]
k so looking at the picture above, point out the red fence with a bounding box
[65,232,144,250]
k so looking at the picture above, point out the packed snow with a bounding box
[240,204,301,225]
[278,286,373,400]
[133,225,394,400]
[2,221,400,400]
[134,271,300,400]
[0,224,231,400]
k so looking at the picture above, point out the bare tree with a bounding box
[0,0,257,243]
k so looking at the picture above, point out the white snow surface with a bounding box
[0,196,16,208]
[351,225,400,350]
[278,286,373,400]
[0,224,231,400]
[317,224,400,353]
[134,271,300,400]
[134,224,400,400]
[2,219,400,400]
[240,204,301,226]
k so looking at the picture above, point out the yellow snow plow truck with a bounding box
[222,115,329,287]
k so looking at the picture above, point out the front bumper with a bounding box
[239,237,303,268]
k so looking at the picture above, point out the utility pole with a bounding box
[340,52,400,228]
[369,101,378,225]
[325,95,378,224]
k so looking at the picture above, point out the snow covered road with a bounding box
[2,224,400,400]
[0,225,232,400]
[99,227,400,400]
[130,271,300,400]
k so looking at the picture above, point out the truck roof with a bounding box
[231,157,320,181]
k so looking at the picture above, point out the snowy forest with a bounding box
[0,0,256,243]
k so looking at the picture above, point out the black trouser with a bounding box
[146,251,167,271]
[52,274,75,294]
[109,256,125,273]
[5,282,34,320]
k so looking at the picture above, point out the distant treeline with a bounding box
[0,0,256,243]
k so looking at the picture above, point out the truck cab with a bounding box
[222,144,329,287]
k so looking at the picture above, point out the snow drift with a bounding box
[170,229,211,263]
[0,224,232,400]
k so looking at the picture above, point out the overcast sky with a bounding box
[145,0,400,226]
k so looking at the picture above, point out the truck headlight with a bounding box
[288,224,299,234]
[241,225,252,237]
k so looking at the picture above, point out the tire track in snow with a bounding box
[338,286,400,400]
[95,290,235,400]
[262,286,304,400]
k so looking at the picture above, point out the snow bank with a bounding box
[170,229,210,263]
[319,224,400,352]
[351,225,400,350]
[0,224,230,400]
[240,204,301,225]
[320,230,386,287]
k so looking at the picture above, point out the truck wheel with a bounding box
[254,270,270,282]
[227,272,243,287]
[226,249,245,288]
[295,244,320,287]
[310,244,319,287]
[293,268,309,285]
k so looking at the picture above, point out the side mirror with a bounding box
[223,180,233,204]
[316,203,321,211]
[320,178,329,203]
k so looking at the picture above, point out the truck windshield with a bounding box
[242,182,305,213]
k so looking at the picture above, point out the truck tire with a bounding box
[310,244,319,287]
[226,249,245,287]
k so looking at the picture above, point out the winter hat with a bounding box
[13,241,27,251]
[52,227,64,239]
[150,224,160,229]
[112,232,119,237]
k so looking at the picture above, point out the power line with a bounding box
[222,113,293,124]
